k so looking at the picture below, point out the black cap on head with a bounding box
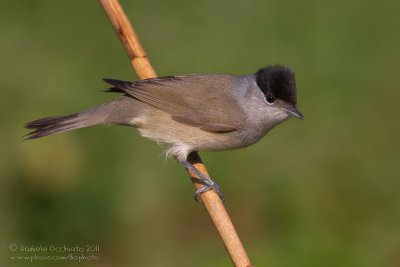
[255,65,297,105]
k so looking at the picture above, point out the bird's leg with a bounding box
[180,160,225,202]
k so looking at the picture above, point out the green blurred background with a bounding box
[1,0,400,266]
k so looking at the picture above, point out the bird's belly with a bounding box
[134,109,278,158]
[139,123,270,154]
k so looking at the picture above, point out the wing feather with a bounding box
[103,75,243,132]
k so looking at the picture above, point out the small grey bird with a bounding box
[25,65,303,200]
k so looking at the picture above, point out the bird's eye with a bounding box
[266,94,275,104]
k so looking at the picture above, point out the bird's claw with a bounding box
[180,160,225,203]
[194,179,225,203]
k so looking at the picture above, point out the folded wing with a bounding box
[103,75,244,133]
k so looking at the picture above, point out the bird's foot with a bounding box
[193,178,224,203]
[181,160,225,203]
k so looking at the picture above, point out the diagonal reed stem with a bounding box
[98,1,253,266]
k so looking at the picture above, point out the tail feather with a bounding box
[24,95,140,140]
[24,112,89,140]
[23,100,114,140]
[25,113,79,129]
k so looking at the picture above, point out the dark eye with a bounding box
[266,94,275,104]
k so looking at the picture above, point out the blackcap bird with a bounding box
[25,65,303,201]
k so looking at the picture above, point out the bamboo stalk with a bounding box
[98,1,253,266]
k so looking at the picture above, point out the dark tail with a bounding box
[24,102,112,140]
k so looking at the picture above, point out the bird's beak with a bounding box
[285,105,304,120]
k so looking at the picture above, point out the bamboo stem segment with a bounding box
[187,153,253,267]
[98,1,253,266]
[99,0,156,79]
